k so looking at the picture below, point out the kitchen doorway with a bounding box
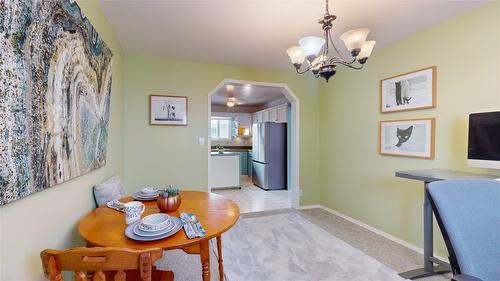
[207,79,300,213]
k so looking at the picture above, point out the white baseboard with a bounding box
[297,204,322,210]
[297,204,448,263]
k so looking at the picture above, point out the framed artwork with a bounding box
[150,95,188,126]
[0,0,113,205]
[380,66,436,113]
[379,118,435,159]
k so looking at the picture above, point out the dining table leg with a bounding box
[200,240,210,281]
[217,235,223,281]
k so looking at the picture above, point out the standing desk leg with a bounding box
[399,182,450,279]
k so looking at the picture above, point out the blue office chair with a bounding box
[428,179,500,281]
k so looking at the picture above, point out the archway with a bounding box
[207,79,300,209]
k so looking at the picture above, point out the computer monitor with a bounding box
[468,111,500,169]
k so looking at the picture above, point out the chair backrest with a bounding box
[93,176,127,206]
[428,179,500,280]
[40,247,163,281]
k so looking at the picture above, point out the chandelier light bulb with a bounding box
[299,36,325,61]
[339,28,370,56]
[286,46,306,67]
[357,41,376,63]
[226,101,235,107]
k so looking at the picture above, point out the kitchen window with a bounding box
[211,117,232,140]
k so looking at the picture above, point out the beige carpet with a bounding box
[156,211,407,281]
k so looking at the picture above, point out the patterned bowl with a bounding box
[139,213,170,232]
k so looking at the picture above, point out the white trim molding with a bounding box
[298,204,448,263]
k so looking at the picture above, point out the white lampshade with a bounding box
[358,41,376,59]
[286,46,306,65]
[339,28,370,52]
[299,36,325,59]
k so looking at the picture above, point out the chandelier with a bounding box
[286,0,376,82]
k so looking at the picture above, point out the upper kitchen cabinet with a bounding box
[276,104,287,123]
[257,111,263,123]
[269,107,278,122]
[252,103,288,124]
[262,110,270,123]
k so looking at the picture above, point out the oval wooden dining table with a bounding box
[79,191,240,281]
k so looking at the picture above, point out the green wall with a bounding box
[2,2,499,279]
[0,2,124,280]
[123,56,321,205]
[319,2,500,257]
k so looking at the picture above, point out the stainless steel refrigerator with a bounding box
[252,122,287,190]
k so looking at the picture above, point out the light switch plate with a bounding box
[198,137,205,146]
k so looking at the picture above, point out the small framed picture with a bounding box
[379,118,435,159]
[150,95,188,126]
[380,66,436,113]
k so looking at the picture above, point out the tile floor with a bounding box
[212,176,291,213]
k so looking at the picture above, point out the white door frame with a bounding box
[207,79,300,209]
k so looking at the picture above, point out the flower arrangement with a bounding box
[160,185,180,198]
[157,185,181,212]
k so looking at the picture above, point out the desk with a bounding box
[79,191,240,281]
[396,169,497,279]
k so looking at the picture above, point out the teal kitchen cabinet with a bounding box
[240,151,248,175]
[247,151,253,177]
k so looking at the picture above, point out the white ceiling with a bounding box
[211,82,286,106]
[99,0,489,70]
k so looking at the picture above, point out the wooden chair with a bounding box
[40,247,173,281]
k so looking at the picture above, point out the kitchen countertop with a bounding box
[210,152,241,156]
[211,148,252,153]
[211,146,251,150]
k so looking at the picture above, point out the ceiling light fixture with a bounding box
[286,0,376,82]
[226,97,236,107]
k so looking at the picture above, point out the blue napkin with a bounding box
[180,213,206,239]
[106,199,124,212]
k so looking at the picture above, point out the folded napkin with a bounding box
[180,213,206,239]
[106,199,125,212]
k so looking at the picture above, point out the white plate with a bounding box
[133,220,175,237]
[125,217,183,241]
[136,191,159,197]
[133,192,158,201]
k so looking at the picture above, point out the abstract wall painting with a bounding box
[0,0,113,205]
[380,66,436,113]
[380,118,435,159]
[150,95,188,126]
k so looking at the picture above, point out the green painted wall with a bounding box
[2,2,498,279]
[0,2,124,280]
[319,2,500,257]
[123,56,321,205]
